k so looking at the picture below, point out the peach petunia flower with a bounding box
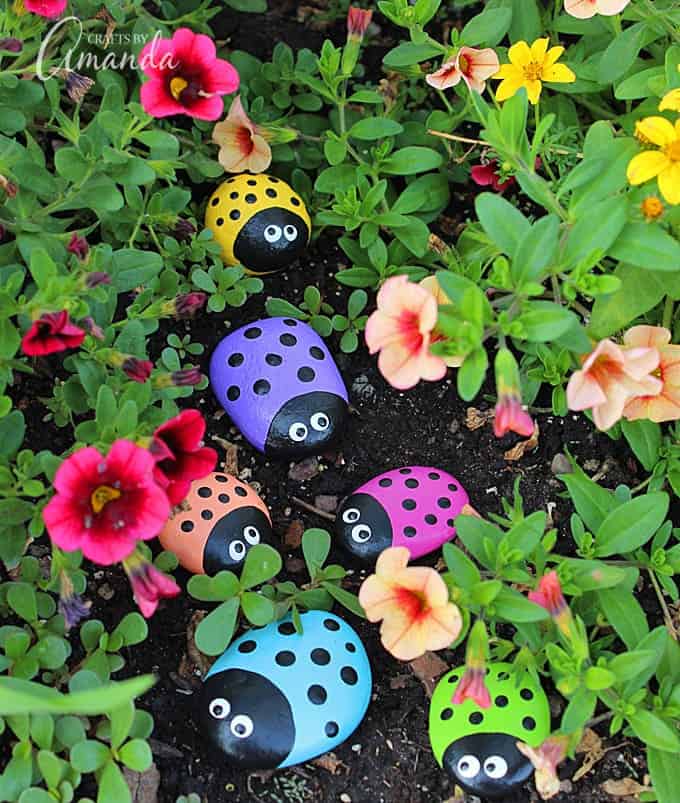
[566,338,662,430]
[623,326,680,423]
[419,276,464,368]
[365,275,448,390]
[212,95,272,174]
[517,735,570,800]
[426,47,500,94]
[564,0,630,18]
[358,546,462,661]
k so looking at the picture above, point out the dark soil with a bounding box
[8,2,653,802]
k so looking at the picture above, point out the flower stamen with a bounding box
[90,484,121,514]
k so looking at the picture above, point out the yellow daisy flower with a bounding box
[493,38,576,105]
[659,89,680,112]
[627,117,680,206]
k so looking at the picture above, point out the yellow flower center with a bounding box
[169,76,188,101]
[666,140,680,162]
[523,62,543,82]
[90,485,121,514]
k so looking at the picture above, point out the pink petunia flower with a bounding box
[623,326,680,423]
[212,95,272,174]
[138,28,239,121]
[24,0,67,18]
[43,440,171,566]
[123,547,180,618]
[564,0,630,19]
[347,6,373,41]
[67,232,89,261]
[471,160,515,193]
[122,356,153,383]
[365,275,448,390]
[566,338,662,430]
[452,620,491,709]
[21,311,85,357]
[493,347,535,438]
[426,47,499,94]
[150,409,217,506]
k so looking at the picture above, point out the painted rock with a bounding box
[204,173,311,275]
[199,610,371,769]
[158,473,273,575]
[209,317,348,458]
[429,662,550,799]
[336,466,469,563]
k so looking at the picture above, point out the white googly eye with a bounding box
[457,755,481,780]
[351,524,372,543]
[209,698,230,719]
[264,225,282,244]
[228,540,246,562]
[283,224,298,242]
[484,756,508,779]
[310,412,330,431]
[243,525,260,545]
[342,507,361,524]
[288,422,308,442]
[230,714,254,739]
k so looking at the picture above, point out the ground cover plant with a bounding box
[1,0,680,800]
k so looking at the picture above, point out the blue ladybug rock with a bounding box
[209,317,348,458]
[198,611,371,769]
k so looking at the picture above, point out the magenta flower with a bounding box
[347,7,373,41]
[67,232,89,261]
[123,548,180,619]
[122,357,153,383]
[22,311,85,357]
[43,440,171,566]
[24,0,67,18]
[138,28,239,121]
[471,160,515,193]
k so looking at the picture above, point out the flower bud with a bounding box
[122,356,153,383]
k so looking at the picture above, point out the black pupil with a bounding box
[235,723,245,734]
[213,705,223,716]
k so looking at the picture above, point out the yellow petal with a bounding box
[494,63,523,80]
[530,37,550,63]
[627,150,670,185]
[543,63,576,83]
[635,116,677,148]
[659,89,680,112]
[525,79,543,105]
[544,45,565,68]
[508,40,532,68]
[658,162,680,205]
[495,77,524,102]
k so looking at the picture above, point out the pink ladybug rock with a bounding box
[336,467,469,563]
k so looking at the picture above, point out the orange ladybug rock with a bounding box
[159,473,273,575]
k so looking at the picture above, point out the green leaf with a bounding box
[70,739,110,772]
[512,215,560,284]
[598,22,646,84]
[559,459,617,532]
[112,613,148,646]
[461,6,511,46]
[475,193,530,257]
[97,761,131,803]
[648,746,677,803]
[109,702,134,750]
[239,544,282,589]
[455,515,502,569]
[442,543,481,589]
[194,598,240,655]
[302,528,331,578]
[322,582,365,618]
[383,42,442,68]
[457,347,488,401]
[562,196,627,268]
[519,302,577,342]
[349,118,403,140]
[7,584,37,622]
[594,492,668,556]
[597,587,649,649]
[118,739,152,772]
[380,147,443,175]
[241,592,275,626]
[561,688,596,733]
[609,650,659,685]
[494,587,549,622]
[188,571,240,602]
[620,419,661,472]
[502,511,546,558]
[111,250,162,292]
[609,223,680,271]
[584,666,615,690]
[628,710,680,753]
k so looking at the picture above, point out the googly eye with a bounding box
[243,526,260,545]
[342,507,360,524]
[456,755,481,780]
[310,412,330,431]
[483,756,508,780]
[283,224,298,242]
[228,540,246,562]
[209,698,230,719]
[351,524,372,543]
[288,422,308,442]
[230,714,254,739]
[264,225,282,244]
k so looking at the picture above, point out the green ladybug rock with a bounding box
[429,662,550,800]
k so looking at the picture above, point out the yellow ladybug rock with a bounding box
[205,174,311,275]
[159,472,274,575]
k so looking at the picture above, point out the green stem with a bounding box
[648,569,679,641]
[662,295,674,330]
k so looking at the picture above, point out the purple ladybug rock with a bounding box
[210,317,348,458]
[336,467,469,563]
